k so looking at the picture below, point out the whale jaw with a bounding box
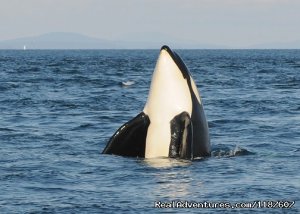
[143,47,193,158]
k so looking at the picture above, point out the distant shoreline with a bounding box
[1,32,299,50]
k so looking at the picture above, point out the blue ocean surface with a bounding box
[0,49,299,213]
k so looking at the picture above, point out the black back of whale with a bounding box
[102,46,210,159]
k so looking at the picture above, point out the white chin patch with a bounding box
[143,49,193,158]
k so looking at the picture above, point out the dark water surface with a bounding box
[0,49,299,213]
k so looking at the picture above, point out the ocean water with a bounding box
[0,49,299,213]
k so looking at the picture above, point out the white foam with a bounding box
[122,81,135,87]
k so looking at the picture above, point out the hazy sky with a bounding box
[1,0,300,47]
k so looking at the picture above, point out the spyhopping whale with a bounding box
[102,45,210,159]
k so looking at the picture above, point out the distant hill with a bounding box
[0,32,118,49]
[1,32,299,49]
[0,32,227,49]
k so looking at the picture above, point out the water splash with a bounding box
[211,144,254,158]
[121,80,135,87]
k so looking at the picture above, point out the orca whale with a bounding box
[102,45,210,159]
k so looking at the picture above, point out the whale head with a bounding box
[143,46,204,158]
[102,45,210,159]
